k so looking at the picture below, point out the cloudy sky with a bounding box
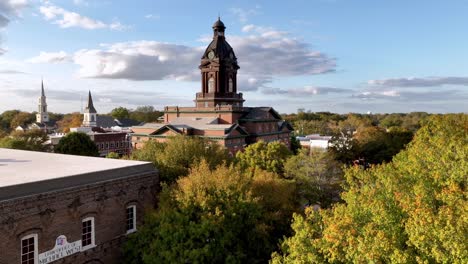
[1,0,467,114]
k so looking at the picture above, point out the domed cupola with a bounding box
[196,18,244,109]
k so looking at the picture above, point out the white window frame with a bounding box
[81,217,95,251]
[126,205,137,234]
[21,233,38,264]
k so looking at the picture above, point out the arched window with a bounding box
[82,217,95,251]
[21,234,38,264]
[228,78,233,92]
[208,77,215,93]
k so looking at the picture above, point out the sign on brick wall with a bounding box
[39,235,81,264]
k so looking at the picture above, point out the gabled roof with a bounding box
[96,115,116,128]
[150,124,184,135]
[241,107,282,120]
[278,121,294,132]
[115,118,142,127]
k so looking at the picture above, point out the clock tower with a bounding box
[196,17,244,108]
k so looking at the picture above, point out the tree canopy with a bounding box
[130,135,230,182]
[123,161,296,264]
[272,114,468,263]
[110,107,130,119]
[236,141,292,176]
[55,132,99,156]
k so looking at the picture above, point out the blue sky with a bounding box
[0,0,467,114]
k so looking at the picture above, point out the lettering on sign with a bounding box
[38,235,82,264]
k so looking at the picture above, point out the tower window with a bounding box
[21,234,38,264]
[126,205,137,234]
[208,77,215,93]
[82,217,95,250]
[229,78,233,92]
[91,115,95,122]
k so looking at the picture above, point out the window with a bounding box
[126,205,137,234]
[228,78,233,92]
[91,115,95,122]
[81,217,95,250]
[21,234,38,264]
[208,77,215,92]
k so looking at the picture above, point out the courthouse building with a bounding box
[131,18,293,154]
[0,149,159,264]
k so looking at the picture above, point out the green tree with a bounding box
[123,161,296,264]
[272,114,468,263]
[55,132,99,156]
[0,110,20,131]
[0,130,49,151]
[105,152,120,159]
[110,107,130,119]
[130,135,230,182]
[284,149,343,207]
[236,141,291,176]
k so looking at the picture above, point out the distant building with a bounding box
[131,18,293,154]
[16,80,56,133]
[297,134,332,150]
[0,148,159,264]
[71,91,133,157]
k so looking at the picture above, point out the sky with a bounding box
[0,0,467,114]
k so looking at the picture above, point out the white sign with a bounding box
[39,235,81,264]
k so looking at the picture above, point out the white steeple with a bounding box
[36,79,49,123]
[83,90,97,127]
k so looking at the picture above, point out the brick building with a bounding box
[131,18,293,154]
[0,148,159,264]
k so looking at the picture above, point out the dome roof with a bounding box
[212,17,225,29]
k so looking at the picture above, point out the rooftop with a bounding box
[0,148,156,201]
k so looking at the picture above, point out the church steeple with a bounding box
[83,90,97,127]
[36,79,49,123]
[196,18,243,108]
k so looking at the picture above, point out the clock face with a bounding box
[208,51,215,59]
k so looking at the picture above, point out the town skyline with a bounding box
[1,0,468,114]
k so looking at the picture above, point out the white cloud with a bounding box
[367,77,468,88]
[145,14,160,20]
[39,4,127,30]
[229,7,259,23]
[352,89,468,102]
[262,86,351,96]
[27,51,69,63]
[0,0,29,54]
[73,0,88,6]
[70,26,335,92]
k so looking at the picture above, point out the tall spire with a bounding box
[84,90,97,114]
[41,78,45,97]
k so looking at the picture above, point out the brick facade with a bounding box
[0,171,158,264]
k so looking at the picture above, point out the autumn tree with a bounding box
[123,161,296,264]
[130,135,230,182]
[57,112,82,132]
[55,132,99,156]
[10,111,35,129]
[272,114,468,263]
[236,141,292,176]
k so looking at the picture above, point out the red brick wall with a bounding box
[0,172,159,264]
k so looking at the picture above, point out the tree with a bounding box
[130,135,231,182]
[123,161,296,264]
[290,135,301,155]
[129,105,164,123]
[284,149,343,207]
[10,111,35,129]
[0,130,49,151]
[0,110,20,131]
[57,112,82,132]
[272,114,468,263]
[110,107,130,119]
[236,141,291,176]
[105,152,120,159]
[55,132,99,156]
[9,129,49,151]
